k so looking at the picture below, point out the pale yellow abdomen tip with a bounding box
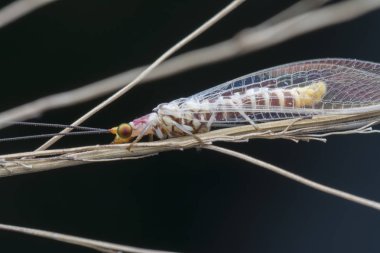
[295,81,327,107]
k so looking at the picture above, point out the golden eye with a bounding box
[117,123,132,139]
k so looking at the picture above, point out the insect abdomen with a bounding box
[192,81,327,123]
[160,81,327,130]
[243,81,327,109]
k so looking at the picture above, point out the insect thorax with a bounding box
[154,102,209,138]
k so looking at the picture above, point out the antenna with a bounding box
[9,121,106,131]
[0,130,111,143]
[0,121,112,143]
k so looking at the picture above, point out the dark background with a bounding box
[0,0,380,252]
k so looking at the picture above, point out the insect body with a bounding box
[111,58,380,143]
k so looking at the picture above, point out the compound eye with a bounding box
[117,123,132,139]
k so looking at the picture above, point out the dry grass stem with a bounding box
[1,0,380,250]
[0,0,58,29]
[1,113,380,212]
[205,145,380,211]
[2,112,380,177]
[254,0,330,29]
[0,0,380,253]
[0,0,379,128]
[35,0,246,151]
[0,223,178,253]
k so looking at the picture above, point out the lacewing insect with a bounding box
[110,58,380,144]
[3,58,380,144]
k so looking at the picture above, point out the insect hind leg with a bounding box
[237,110,258,130]
[228,97,259,130]
[280,115,313,134]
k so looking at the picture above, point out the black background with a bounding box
[0,0,380,252]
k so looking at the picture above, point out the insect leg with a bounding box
[165,117,205,144]
[128,123,153,150]
[229,97,258,129]
[206,112,216,129]
[280,115,313,134]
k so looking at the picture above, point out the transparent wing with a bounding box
[165,58,380,125]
